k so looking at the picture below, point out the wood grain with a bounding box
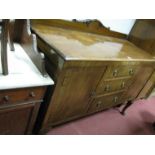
[31,23,154,61]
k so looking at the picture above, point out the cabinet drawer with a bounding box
[0,87,46,106]
[88,93,123,113]
[104,65,138,79]
[95,78,133,95]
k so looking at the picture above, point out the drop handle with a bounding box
[90,91,96,97]
[3,96,9,102]
[96,101,102,107]
[29,92,36,98]
[121,82,125,88]
[104,85,111,92]
[129,69,134,75]
[113,69,118,77]
[114,96,118,103]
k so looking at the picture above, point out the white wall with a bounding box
[99,19,136,35]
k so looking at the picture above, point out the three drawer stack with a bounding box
[88,65,138,113]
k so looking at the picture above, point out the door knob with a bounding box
[113,69,118,77]
[121,82,125,88]
[114,96,118,103]
[3,96,9,102]
[129,69,134,75]
[29,92,36,97]
[104,85,111,92]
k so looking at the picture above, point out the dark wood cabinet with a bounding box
[0,86,46,134]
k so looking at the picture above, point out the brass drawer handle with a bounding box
[114,96,118,103]
[29,92,36,98]
[121,82,125,88]
[3,96,9,102]
[104,85,111,92]
[96,101,102,107]
[90,91,96,97]
[113,69,118,77]
[129,69,134,75]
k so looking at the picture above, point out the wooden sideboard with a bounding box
[28,19,155,133]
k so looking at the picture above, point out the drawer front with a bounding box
[88,93,123,113]
[95,78,133,95]
[0,87,46,106]
[104,65,138,79]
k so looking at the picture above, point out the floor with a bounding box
[47,97,155,135]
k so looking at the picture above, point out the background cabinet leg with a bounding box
[120,100,133,115]
[1,19,9,75]
[152,122,155,130]
[8,19,15,51]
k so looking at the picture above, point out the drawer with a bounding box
[88,93,123,113]
[104,65,138,79]
[0,87,46,106]
[95,78,133,95]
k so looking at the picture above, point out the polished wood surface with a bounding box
[0,86,46,134]
[32,24,154,61]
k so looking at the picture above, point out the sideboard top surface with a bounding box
[32,24,155,62]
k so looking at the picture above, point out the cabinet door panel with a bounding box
[0,103,35,135]
[48,67,106,125]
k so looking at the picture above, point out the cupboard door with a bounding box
[48,67,106,125]
[0,102,40,135]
